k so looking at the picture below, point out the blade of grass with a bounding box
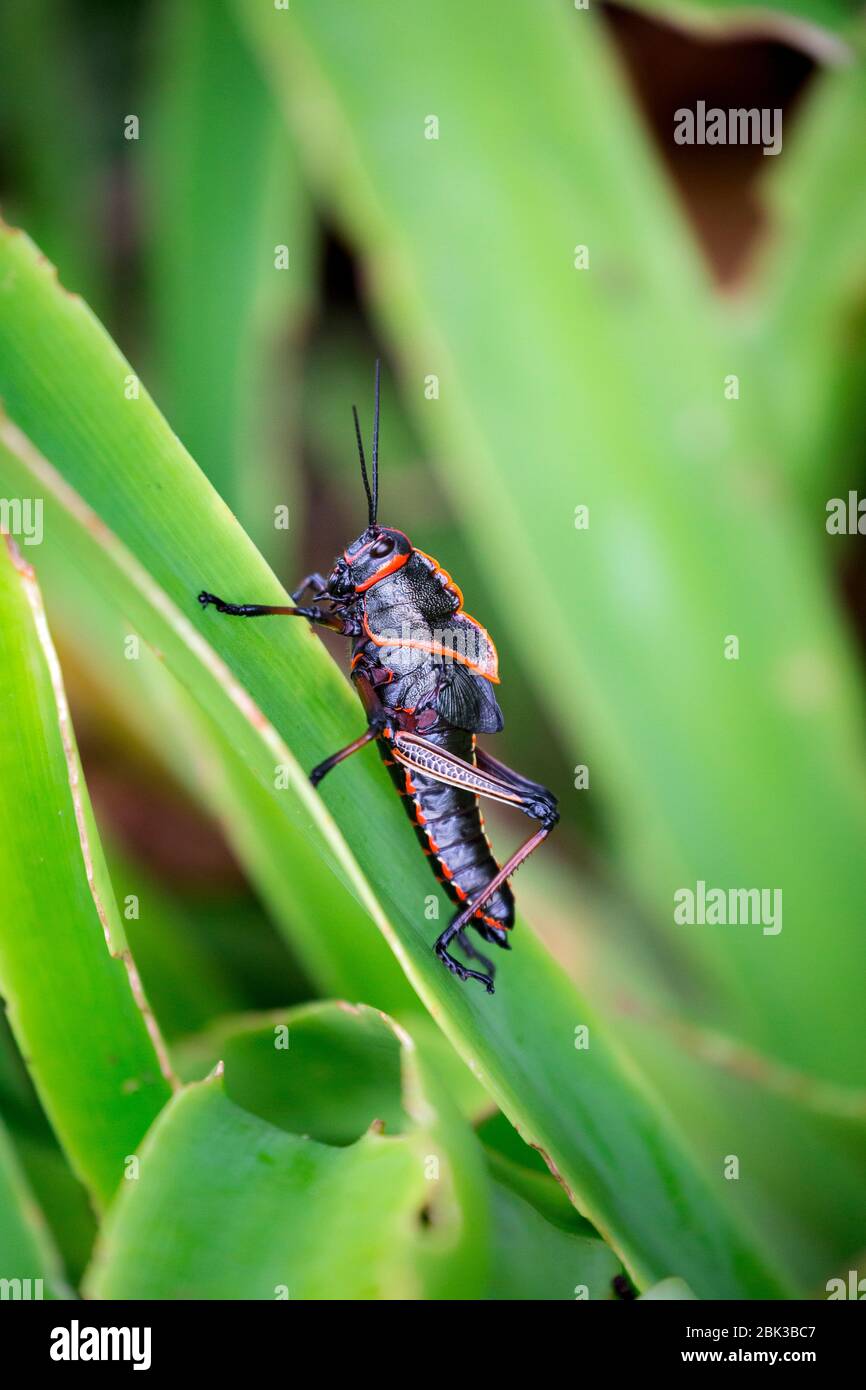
[0,536,173,1207]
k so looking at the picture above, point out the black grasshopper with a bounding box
[199,364,558,992]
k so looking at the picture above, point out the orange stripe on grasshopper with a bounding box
[362,611,500,682]
[354,550,410,592]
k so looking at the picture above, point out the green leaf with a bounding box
[174,1005,410,1143]
[0,1114,70,1299]
[169,1003,493,1285]
[0,224,790,1295]
[86,1080,425,1299]
[85,1004,489,1299]
[175,1008,623,1299]
[0,537,173,1207]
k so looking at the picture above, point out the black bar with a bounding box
[2,1297,862,1374]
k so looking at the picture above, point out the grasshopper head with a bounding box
[328,525,411,596]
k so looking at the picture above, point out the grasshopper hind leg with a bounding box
[436,931,497,994]
[455,928,497,980]
[443,912,510,994]
[387,726,559,995]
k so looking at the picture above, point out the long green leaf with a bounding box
[0,536,173,1206]
[87,1079,426,1299]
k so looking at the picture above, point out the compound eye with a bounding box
[370,535,395,559]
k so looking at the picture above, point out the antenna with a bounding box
[371,358,380,524]
[352,404,375,527]
[351,359,381,528]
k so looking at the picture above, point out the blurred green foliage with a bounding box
[0,0,864,1300]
